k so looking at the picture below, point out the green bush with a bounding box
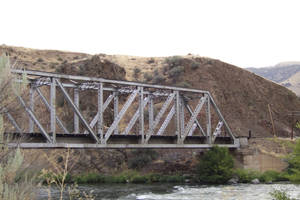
[196,146,234,184]
[168,66,184,78]
[270,190,296,200]
[152,74,165,84]
[159,175,185,183]
[130,175,148,183]
[73,173,105,184]
[234,169,260,183]
[104,175,127,183]
[259,170,282,183]
[165,56,184,68]
[146,173,161,183]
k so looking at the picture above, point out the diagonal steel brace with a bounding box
[36,88,70,134]
[56,79,99,143]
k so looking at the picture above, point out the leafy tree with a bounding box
[196,146,234,184]
[286,139,300,183]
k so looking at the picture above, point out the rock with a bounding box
[228,178,239,184]
[266,180,273,184]
[251,178,260,184]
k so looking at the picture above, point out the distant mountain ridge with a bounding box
[247,64,300,83]
[247,63,300,96]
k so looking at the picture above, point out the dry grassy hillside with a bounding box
[281,71,300,96]
[1,45,300,138]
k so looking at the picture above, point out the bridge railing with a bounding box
[5,69,239,148]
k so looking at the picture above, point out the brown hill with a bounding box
[1,45,300,138]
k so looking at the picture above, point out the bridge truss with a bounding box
[5,69,239,149]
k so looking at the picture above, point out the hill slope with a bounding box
[1,45,300,138]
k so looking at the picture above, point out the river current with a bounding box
[37,183,300,200]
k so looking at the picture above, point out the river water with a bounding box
[37,183,300,200]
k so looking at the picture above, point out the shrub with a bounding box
[234,169,260,183]
[152,74,165,84]
[259,170,282,183]
[146,173,161,183]
[0,55,35,199]
[270,189,296,200]
[104,175,127,183]
[147,58,155,64]
[191,61,200,70]
[143,72,153,82]
[37,58,44,62]
[159,175,185,183]
[165,56,184,68]
[128,149,158,170]
[196,146,234,184]
[73,173,105,184]
[130,175,148,183]
[133,67,141,80]
[168,66,184,78]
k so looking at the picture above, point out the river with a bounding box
[37,183,300,200]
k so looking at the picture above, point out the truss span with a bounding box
[5,69,240,149]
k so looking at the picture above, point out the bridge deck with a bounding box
[7,133,238,149]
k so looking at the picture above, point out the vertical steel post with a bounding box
[50,78,56,143]
[113,91,119,135]
[175,91,181,144]
[180,96,185,138]
[29,85,35,133]
[139,87,144,143]
[206,96,212,144]
[74,88,79,133]
[291,113,294,140]
[98,83,104,143]
[149,95,154,135]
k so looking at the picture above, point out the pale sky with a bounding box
[1,0,300,68]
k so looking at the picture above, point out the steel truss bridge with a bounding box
[4,69,240,149]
